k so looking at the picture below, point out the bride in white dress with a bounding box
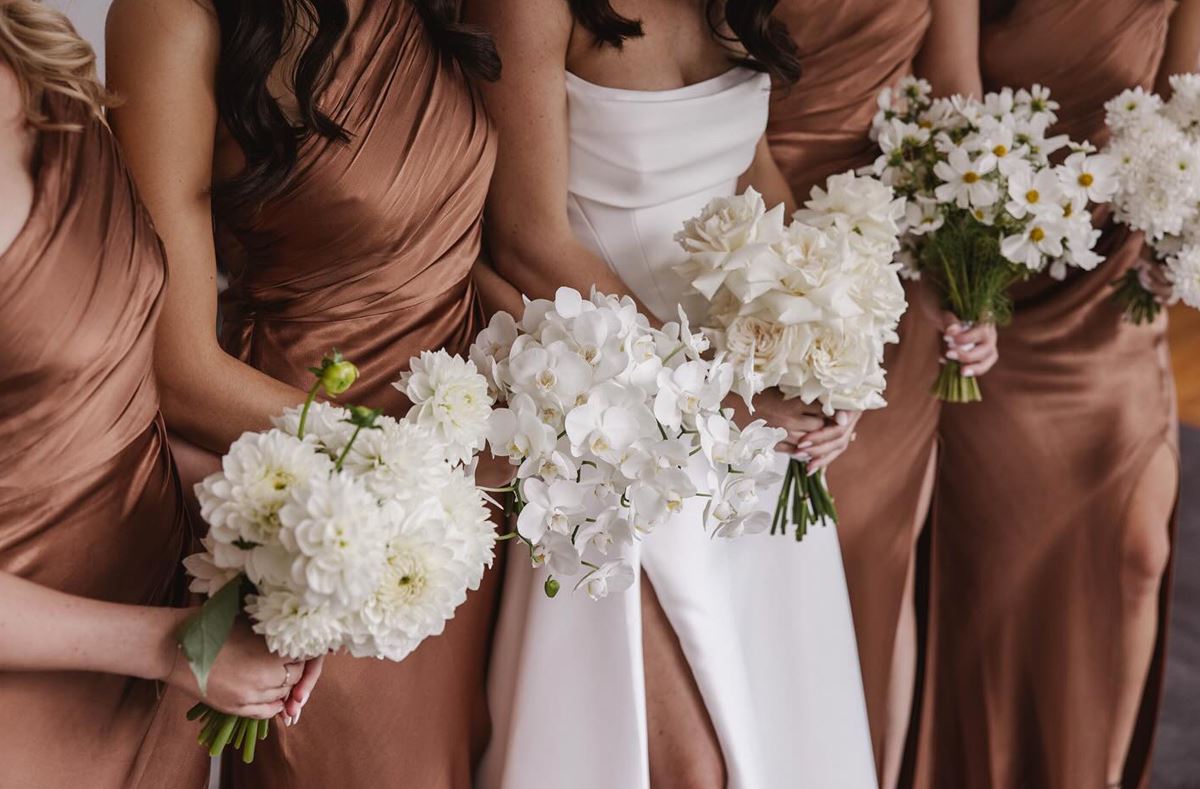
[471,2,877,787]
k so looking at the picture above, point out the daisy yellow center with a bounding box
[918,119,933,129]
[1025,189,1040,204]
[1078,173,1094,187]
[993,145,1008,157]
[963,171,980,184]
[1062,203,1074,218]
[1030,227,1046,242]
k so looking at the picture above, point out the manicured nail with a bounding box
[835,412,849,426]
[958,342,976,352]
[948,323,962,334]
[301,693,309,706]
[943,335,955,345]
[945,350,959,360]
[797,441,813,449]
[795,452,811,462]
[283,716,293,727]
[294,709,301,724]
[963,368,976,378]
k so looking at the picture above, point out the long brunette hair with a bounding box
[211,0,499,212]
[566,0,800,86]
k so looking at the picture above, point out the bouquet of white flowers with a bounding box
[1103,75,1200,323]
[673,173,907,537]
[871,77,1116,401]
[177,350,497,762]
[469,287,785,599]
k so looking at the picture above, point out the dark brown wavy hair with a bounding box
[211,0,499,213]
[566,0,800,86]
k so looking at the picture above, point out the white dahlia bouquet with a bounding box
[1103,75,1200,323]
[673,172,907,538]
[176,350,497,762]
[871,77,1116,401]
[469,287,785,599]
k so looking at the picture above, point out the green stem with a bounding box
[296,380,322,439]
[334,425,364,470]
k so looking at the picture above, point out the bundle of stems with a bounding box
[772,458,838,541]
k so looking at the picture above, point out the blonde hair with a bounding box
[0,0,112,130]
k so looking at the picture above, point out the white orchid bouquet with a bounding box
[673,173,907,538]
[1103,75,1200,323]
[177,350,497,762]
[871,77,1116,401]
[469,287,785,599]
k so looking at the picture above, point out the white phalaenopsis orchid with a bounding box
[1104,76,1200,322]
[675,173,908,536]
[470,288,785,599]
[180,351,499,762]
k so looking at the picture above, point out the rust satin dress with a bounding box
[0,98,208,788]
[216,4,500,788]
[917,2,1179,788]
[767,0,940,774]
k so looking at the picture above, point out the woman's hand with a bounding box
[728,389,825,454]
[941,312,999,379]
[1135,254,1176,305]
[477,451,519,489]
[282,655,325,725]
[798,410,863,473]
[163,614,300,721]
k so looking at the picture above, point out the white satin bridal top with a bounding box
[565,67,771,321]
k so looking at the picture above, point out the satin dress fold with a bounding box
[767,1,940,775]
[0,96,208,789]
[480,68,878,789]
[215,4,501,787]
[916,2,1179,787]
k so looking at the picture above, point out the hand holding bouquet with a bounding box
[177,350,497,762]
[871,78,1116,401]
[469,288,786,599]
[1103,75,1200,322]
[674,174,908,538]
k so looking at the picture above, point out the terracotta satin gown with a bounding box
[767,0,940,775]
[216,4,501,787]
[0,97,208,788]
[917,2,1179,787]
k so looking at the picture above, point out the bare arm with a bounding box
[106,0,308,453]
[914,0,983,98]
[1158,0,1200,93]
[473,255,527,318]
[739,135,797,214]
[466,0,646,309]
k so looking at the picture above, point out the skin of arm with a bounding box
[106,0,310,453]
[914,0,984,98]
[1158,0,1200,93]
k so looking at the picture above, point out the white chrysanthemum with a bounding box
[277,473,388,607]
[1105,87,1164,132]
[436,468,497,591]
[196,429,335,548]
[1167,245,1200,309]
[272,401,354,454]
[345,502,470,661]
[182,540,242,597]
[245,588,346,660]
[341,417,451,501]
[395,350,494,466]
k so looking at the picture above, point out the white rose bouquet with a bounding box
[469,287,785,599]
[674,173,907,538]
[177,350,497,762]
[1103,75,1200,323]
[871,77,1116,401]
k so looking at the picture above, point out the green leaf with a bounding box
[176,574,245,695]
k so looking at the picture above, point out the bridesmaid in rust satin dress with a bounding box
[0,5,272,786]
[917,2,1192,787]
[107,1,504,786]
[766,3,942,784]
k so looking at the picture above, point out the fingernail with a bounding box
[851,432,858,442]
[945,350,959,360]
[948,323,962,334]
[835,412,849,426]
[295,709,302,724]
[797,441,813,449]
[958,342,976,352]
[795,452,811,462]
[283,716,293,727]
[943,335,955,345]
[963,368,976,378]
[301,693,310,705]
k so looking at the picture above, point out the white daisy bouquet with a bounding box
[871,77,1116,401]
[469,287,785,599]
[1104,75,1200,323]
[673,173,907,538]
[176,350,497,762]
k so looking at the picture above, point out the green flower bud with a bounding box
[345,405,382,429]
[320,359,359,396]
[543,577,561,599]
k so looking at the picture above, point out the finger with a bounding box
[960,349,999,378]
[776,440,800,455]
[806,436,851,461]
[808,441,850,473]
[946,343,994,365]
[797,423,850,446]
[940,311,965,333]
[287,657,325,717]
[946,324,992,348]
[235,702,286,720]
[782,416,825,435]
